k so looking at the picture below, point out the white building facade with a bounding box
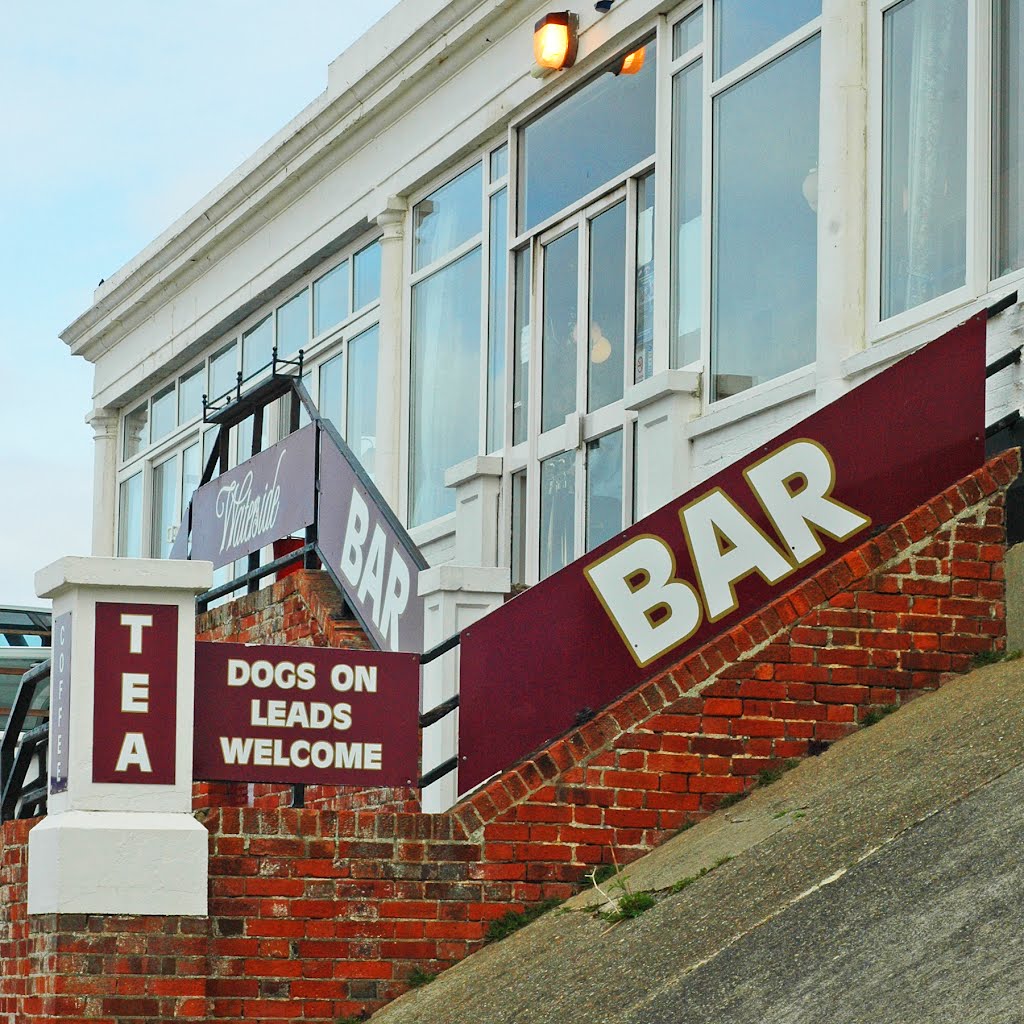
[64,0,1024,593]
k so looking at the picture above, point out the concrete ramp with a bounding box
[372,664,1024,1024]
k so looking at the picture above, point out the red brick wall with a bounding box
[0,452,1015,1023]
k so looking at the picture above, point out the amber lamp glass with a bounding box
[618,46,646,75]
[534,12,578,71]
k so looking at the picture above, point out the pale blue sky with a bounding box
[0,1,400,606]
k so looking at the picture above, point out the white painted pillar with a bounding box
[625,369,702,519]
[815,0,869,406]
[87,408,119,557]
[28,556,212,916]
[374,196,408,512]
[418,565,509,812]
[445,456,503,566]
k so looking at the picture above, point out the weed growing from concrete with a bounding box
[861,704,899,727]
[485,899,563,943]
[407,967,438,988]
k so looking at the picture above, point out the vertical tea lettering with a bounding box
[115,613,153,773]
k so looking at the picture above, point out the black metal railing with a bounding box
[1,659,51,821]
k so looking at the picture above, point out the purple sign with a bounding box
[318,436,426,653]
[191,424,317,568]
[49,612,72,795]
[193,641,420,787]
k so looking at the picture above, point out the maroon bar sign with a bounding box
[458,314,989,792]
[193,641,420,787]
[190,423,317,569]
[93,602,178,785]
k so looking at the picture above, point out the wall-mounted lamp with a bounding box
[533,12,579,75]
[594,0,615,10]
[615,46,646,75]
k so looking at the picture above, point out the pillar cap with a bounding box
[36,556,213,600]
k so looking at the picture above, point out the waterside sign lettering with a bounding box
[191,424,317,569]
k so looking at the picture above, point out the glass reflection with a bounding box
[118,473,143,558]
[671,59,702,367]
[712,37,820,401]
[513,247,532,445]
[277,289,309,357]
[354,240,382,309]
[487,188,508,451]
[882,0,968,318]
[314,260,350,336]
[522,44,656,230]
[242,316,273,380]
[588,202,626,412]
[994,0,1024,278]
[714,0,820,77]
[586,430,623,551]
[541,229,578,432]
[347,324,379,480]
[319,352,344,434]
[151,456,178,558]
[410,248,483,526]
[540,450,575,578]
[635,172,656,383]
[413,164,483,272]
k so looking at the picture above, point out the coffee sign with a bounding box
[191,424,317,568]
[193,641,420,787]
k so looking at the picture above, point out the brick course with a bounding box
[1,450,1016,1022]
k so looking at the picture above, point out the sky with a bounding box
[0,0,401,607]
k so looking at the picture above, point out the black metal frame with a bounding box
[1,660,51,821]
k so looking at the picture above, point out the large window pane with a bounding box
[513,247,532,445]
[118,473,143,558]
[671,59,703,367]
[314,260,350,336]
[354,241,382,309]
[413,164,483,271]
[410,248,483,526]
[151,456,179,559]
[209,342,237,403]
[586,430,623,551]
[123,404,148,460]
[882,0,968,318]
[541,229,578,432]
[487,188,509,451]
[277,289,309,357]
[714,0,820,77]
[319,352,344,434]
[347,324,379,480]
[635,172,656,383]
[522,43,656,230]
[993,0,1024,278]
[242,316,273,380]
[712,37,820,401]
[588,202,626,412]
[540,451,575,578]
[179,365,204,424]
[150,384,176,443]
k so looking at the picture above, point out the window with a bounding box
[347,324,379,479]
[242,316,273,380]
[993,0,1023,278]
[521,42,657,230]
[151,455,179,558]
[123,404,148,460]
[117,473,143,557]
[711,35,820,399]
[354,240,382,310]
[150,384,176,444]
[881,0,968,319]
[714,0,821,75]
[408,158,506,527]
[277,289,309,357]
[179,365,204,424]
[314,260,350,336]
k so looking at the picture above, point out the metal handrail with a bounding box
[1,658,51,821]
